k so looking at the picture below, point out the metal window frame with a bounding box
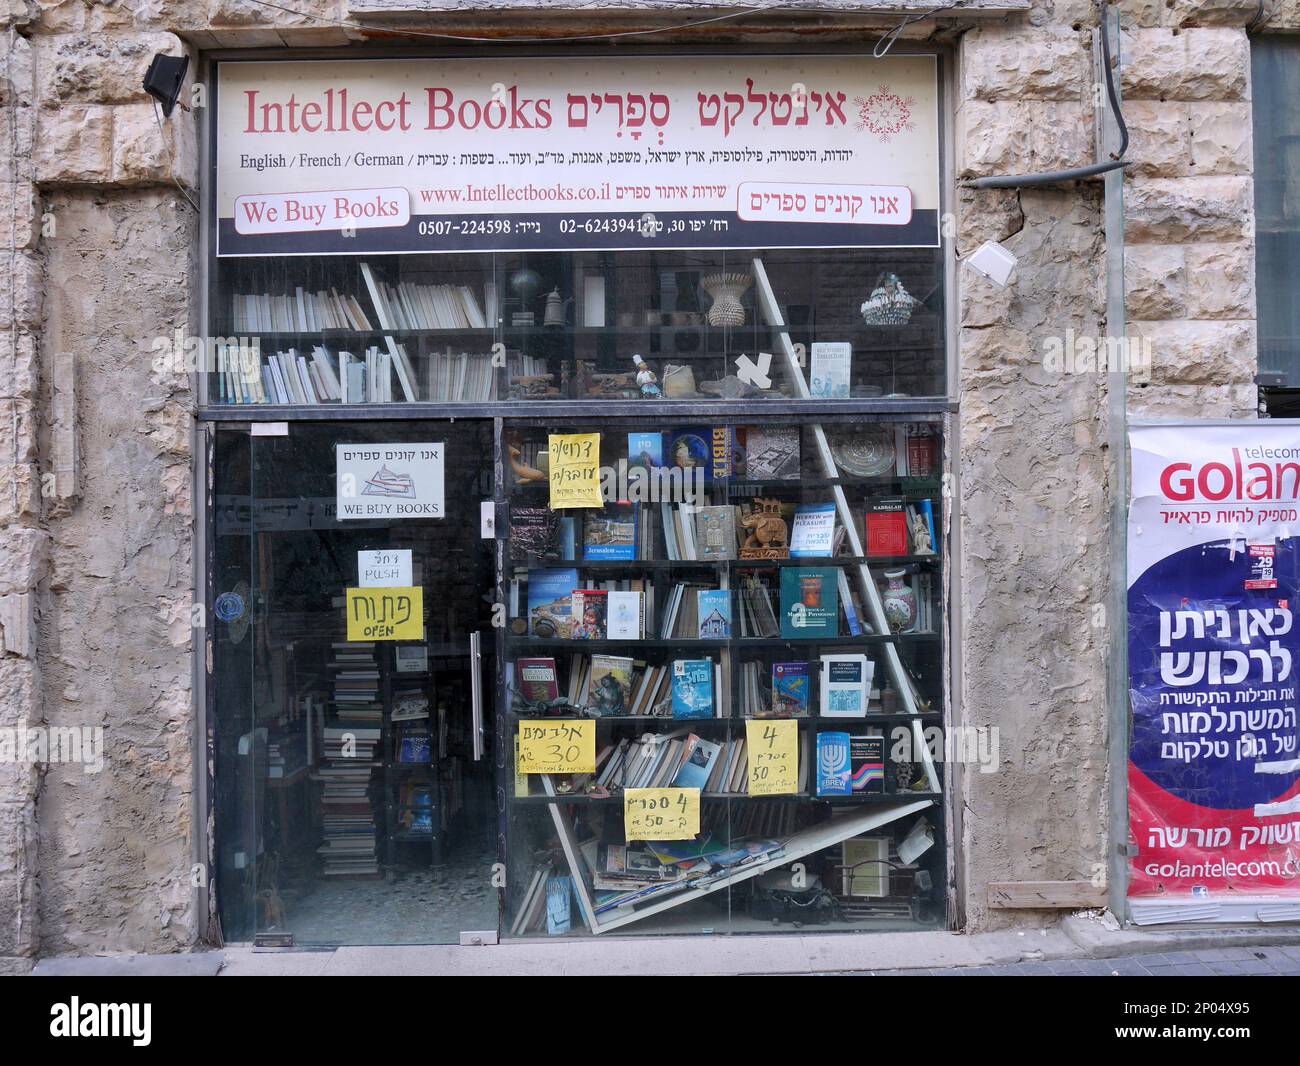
[194,37,964,941]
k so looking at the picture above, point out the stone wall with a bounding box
[0,1,1283,962]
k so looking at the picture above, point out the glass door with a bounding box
[214,419,500,946]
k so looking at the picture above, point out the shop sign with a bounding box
[215,54,939,255]
[1128,424,1300,902]
[358,549,412,587]
[517,720,596,775]
[336,443,444,521]
[745,719,799,796]
[624,787,700,841]
[345,586,424,641]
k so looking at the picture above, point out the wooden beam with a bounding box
[988,881,1108,909]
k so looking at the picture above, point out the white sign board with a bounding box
[336,442,445,520]
[358,549,413,587]
[215,54,939,255]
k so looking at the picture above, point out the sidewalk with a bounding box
[27,914,1300,977]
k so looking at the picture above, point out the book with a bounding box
[673,735,723,790]
[790,502,837,557]
[850,735,885,793]
[697,589,732,639]
[743,426,800,480]
[668,428,712,480]
[571,589,608,639]
[710,426,737,482]
[627,432,663,473]
[918,498,938,556]
[511,506,561,559]
[606,590,645,640]
[516,657,559,703]
[816,732,853,796]
[546,875,572,935]
[905,424,938,477]
[772,661,811,717]
[866,499,909,557]
[589,654,634,716]
[809,341,852,398]
[820,653,873,718]
[694,505,738,560]
[671,659,715,719]
[779,567,839,639]
[584,502,638,561]
[527,568,579,638]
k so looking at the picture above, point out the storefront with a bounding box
[202,47,954,944]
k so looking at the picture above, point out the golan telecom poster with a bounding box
[1128,424,1300,903]
[214,54,939,255]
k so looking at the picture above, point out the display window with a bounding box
[204,49,953,944]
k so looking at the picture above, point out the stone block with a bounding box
[111,101,198,189]
[37,32,189,106]
[1184,240,1254,318]
[1120,28,1249,101]
[958,100,1092,177]
[33,103,112,183]
[1124,175,1252,241]
[0,800,37,958]
[1188,101,1252,175]
[1125,244,1186,319]
[0,182,41,251]
[0,525,48,597]
[1131,318,1256,385]
[0,252,43,331]
[1123,100,1191,177]
[963,26,1090,101]
[1165,0,1260,27]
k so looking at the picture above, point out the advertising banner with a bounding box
[214,54,939,256]
[1129,423,1300,904]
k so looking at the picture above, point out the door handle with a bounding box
[470,630,485,761]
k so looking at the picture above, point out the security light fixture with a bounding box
[964,240,1018,289]
[143,53,190,117]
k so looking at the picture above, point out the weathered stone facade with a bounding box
[0,0,1289,966]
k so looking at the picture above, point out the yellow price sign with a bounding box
[517,720,596,775]
[548,433,603,509]
[345,586,423,641]
[624,787,700,841]
[745,719,798,796]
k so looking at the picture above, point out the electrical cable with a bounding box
[874,3,966,59]
[152,98,201,212]
[243,0,786,43]
[966,0,1129,190]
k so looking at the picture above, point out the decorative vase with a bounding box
[881,569,917,632]
[702,272,751,327]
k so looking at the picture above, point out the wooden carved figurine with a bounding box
[739,498,789,559]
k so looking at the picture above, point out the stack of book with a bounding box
[231,286,373,332]
[317,725,380,877]
[329,642,381,717]
[361,264,489,330]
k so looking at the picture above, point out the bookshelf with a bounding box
[207,249,945,407]
[500,409,947,935]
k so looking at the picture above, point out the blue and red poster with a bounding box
[1129,424,1300,906]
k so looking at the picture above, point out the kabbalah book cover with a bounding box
[672,658,715,719]
[779,567,839,639]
